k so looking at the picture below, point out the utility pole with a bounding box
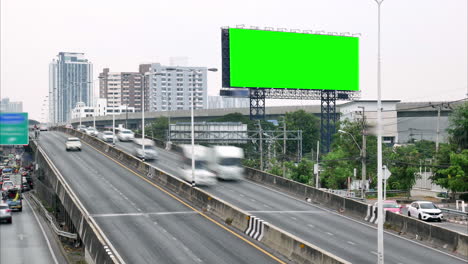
[257,120,263,171]
[358,106,367,199]
[283,117,287,177]
[316,140,320,188]
[435,105,441,153]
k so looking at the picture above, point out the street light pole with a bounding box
[375,0,385,263]
[166,67,217,187]
[358,106,367,199]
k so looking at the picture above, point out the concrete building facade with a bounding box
[207,96,250,109]
[99,69,143,112]
[143,63,208,112]
[0,98,23,112]
[49,52,93,123]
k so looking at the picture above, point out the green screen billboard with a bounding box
[0,113,29,145]
[222,28,359,91]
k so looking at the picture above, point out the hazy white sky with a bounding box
[1,0,467,120]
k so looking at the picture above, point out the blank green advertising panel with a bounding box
[229,28,359,91]
[0,113,29,145]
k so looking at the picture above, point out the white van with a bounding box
[133,138,158,160]
[209,146,244,180]
[176,145,217,186]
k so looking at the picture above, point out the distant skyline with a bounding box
[1,0,467,120]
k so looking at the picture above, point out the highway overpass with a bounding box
[31,129,468,263]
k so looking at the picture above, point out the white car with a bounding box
[77,125,87,132]
[117,129,135,141]
[65,137,82,151]
[99,131,116,143]
[85,127,98,137]
[407,201,443,222]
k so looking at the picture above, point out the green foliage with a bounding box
[146,116,169,140]
[242,159,260,169]
[447,102,468,150]
[386,145,420,197]
[435,150,468,194]
[286,159,314,184]
[285,110,320,156]
[266,159,283,177]
[320,147,355,189]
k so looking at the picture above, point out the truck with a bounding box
[208,146,244,180]
[175,145,217,186]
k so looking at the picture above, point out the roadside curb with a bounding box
[446,219,468,225]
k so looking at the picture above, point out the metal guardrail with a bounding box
[29,192,78,240]
[441,208,468,218]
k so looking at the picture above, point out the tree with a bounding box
[320,147,356,189]
[284,110,320,158]
[286,159,314,184]
[386,145,421,198]
[434,150,468,198]
[447,102,468,150]
[146,116,169,140]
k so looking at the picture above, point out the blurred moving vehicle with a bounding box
[85,127,99,136]
[208,146,244,180]
[1,181,15,192]
[117,129,135,141]
[373,200,402,214]
[407,201,443,222]
[0,203,12,224]
[65,124,73,129]
[99,131,116,143]
[3,188,22,212]
[77,125,87,132]
[39,124,48,131]
[65,137,82,151]
[176,145,216,186]
[133,138,158,160]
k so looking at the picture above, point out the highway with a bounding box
[114,139,467,264]
[37,132,286,264]
[0,196,64,264]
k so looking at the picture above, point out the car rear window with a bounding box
[68,138,80,141]
[0,205,8,210]
[104,132,113,135]
[420,203,437,209]
[122,131,133,134]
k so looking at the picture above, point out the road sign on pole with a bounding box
[0,113,29,145]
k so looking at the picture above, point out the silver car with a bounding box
[0,202,12,224]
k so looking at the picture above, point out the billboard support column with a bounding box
[249,88,265,120]
[320,90,337,153]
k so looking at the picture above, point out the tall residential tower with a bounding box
[49,52,93,123]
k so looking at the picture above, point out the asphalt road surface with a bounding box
[38,132,287,264]
[114,140,468,264]
[0,196,64,264]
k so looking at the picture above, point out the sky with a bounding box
[1,0,467,121]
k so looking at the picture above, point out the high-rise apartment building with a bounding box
[49,52,93,123]
[99,69,143,112]
[0,98,23,112]
[143,63,207,112]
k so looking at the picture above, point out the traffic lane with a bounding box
[0,198,59,264]
[41,132,191,215]
[206,180,467,264]
[401,207,468,235]
[94,213,277,264]
[117,140,467,263]
[39,132,284,264]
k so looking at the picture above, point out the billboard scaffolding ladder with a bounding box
[320,90,337,153]
[250,88,266,120]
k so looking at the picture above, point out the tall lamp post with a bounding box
[141,72,164,161]
[375,0,385,263]
[166,67,217,187]
[338,129,363,195]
